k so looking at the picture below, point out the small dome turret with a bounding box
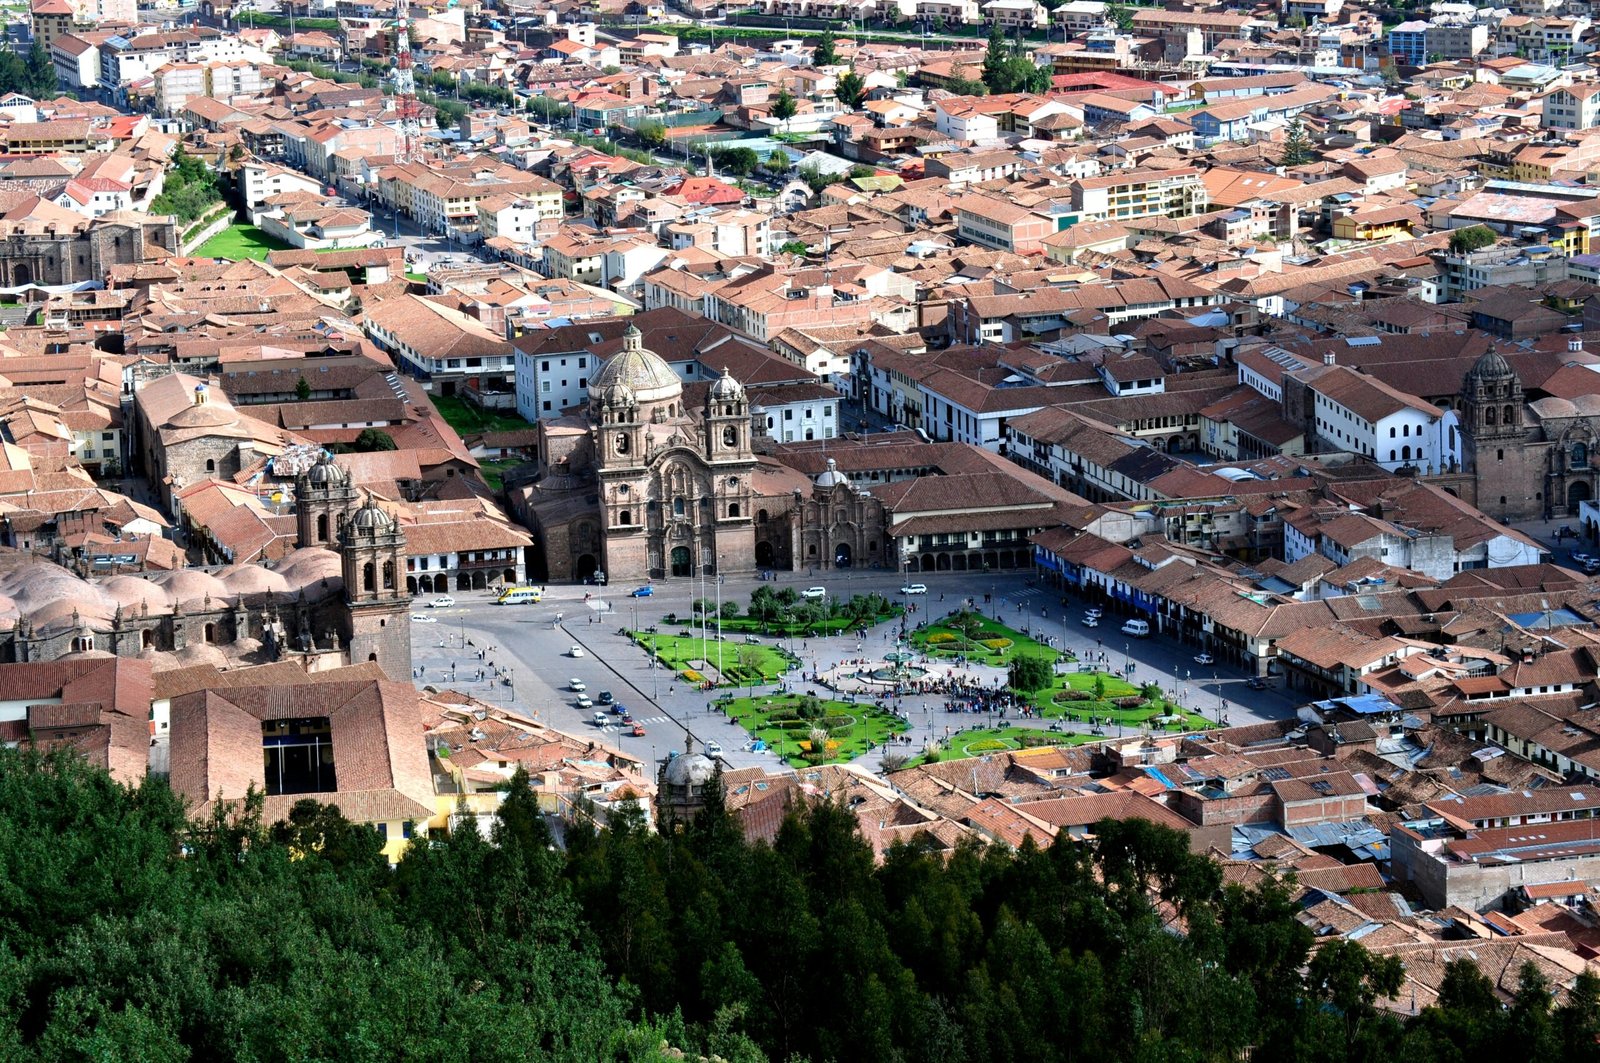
[815,457,847,488]
[709,366,744,402]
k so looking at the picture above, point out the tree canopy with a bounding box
[5,745,1600,1063]
[1449,224,1497,254]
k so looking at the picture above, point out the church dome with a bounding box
[663,752,717,787]
[709,366,744,402]
[348,500,395,531]
[597,380,637,409]
[163,403,237,430]
[588,324,682,406]
[815,457,848,488]
[304,452,348,486]
[1468,349,1516,383]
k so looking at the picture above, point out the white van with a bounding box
[497,586,542,605]
[1121,619,1151,637]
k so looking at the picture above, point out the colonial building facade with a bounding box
[1465,347,1600,522]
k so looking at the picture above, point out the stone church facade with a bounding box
[1464,347,1600,523]
[3,454,412,682]
[516,326,889,583]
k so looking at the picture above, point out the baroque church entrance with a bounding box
[670,546,692,577]
[1569,480,1592,513]
[835,543,853,568]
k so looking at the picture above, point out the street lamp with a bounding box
[898,544,910,639]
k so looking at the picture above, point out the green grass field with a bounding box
[195,223,291,261]
[1049,670,1213,732]
[910,612,1059,666]
[477,458,524,493]
[664,605,901,638]
[722,693,908,766]
[431,396,532,437]
[903,726,1105,767]
[633,632,796,687]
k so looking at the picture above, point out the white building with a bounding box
[240,160,325,212]
[1305,364,1461,474]
[514,341,598,421]
[751,382,842,443]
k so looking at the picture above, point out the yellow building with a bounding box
[1332,205,1421,241]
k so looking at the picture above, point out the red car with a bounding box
[631,723,646,737]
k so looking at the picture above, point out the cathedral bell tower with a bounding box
[1462,349,1530,520]
[704,367,751,463]
[596,381,643,470]
[338,496,411,681]
[295,452,357,548]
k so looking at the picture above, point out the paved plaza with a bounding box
[411,567,1302,774]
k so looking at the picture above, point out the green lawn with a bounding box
[431,395,532,437]
[910,612,1059,666]
[662,605,901,638]
[195,223,291,261]
[406,271,428,283]
[632,632,797,687]
[1043,670,1214,732]
[477,458,524,493]
[908,726,1104,767]
[721,693,908,767]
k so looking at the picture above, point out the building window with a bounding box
[1575,442,1589,469]
[728,503,740,518]
[673,497,685,517]
[619,510,631,525]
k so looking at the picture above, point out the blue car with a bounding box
[629,585,653,597]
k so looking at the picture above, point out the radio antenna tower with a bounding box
[392,0,421,163]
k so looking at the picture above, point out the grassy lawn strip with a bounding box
[1048,670,1213,732]
[431,395,532,436]
[477,458,524,493]
[662,610,899,637]
[909,726,1103,766]
[910,611,1058,666]
[632,632,796,687]
[195,223,291,261]
[722,693,907,766]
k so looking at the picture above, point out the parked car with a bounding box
[568,645,584,657]
[801,586,827,599]
[631,722,646,737]
[900,583,928,595]
[1082,616,1099,627]
[569,678,586,692]
[430,595,455,608]
[629,585,654,597]
[593,712,608,727]
[1574,553,1594,565]
[1247,677,1268,690]
[575,694,593,708]
[1194,653,1214,665]
[611,702,626,716]
[410,614,437,623]
[598,690,614,704]
[1085,608,1103,619]
[621,709,634,723]
[705,740,722,756]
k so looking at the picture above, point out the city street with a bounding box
[410,567,1301,775]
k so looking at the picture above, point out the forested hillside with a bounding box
[3,747,1599,1063]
